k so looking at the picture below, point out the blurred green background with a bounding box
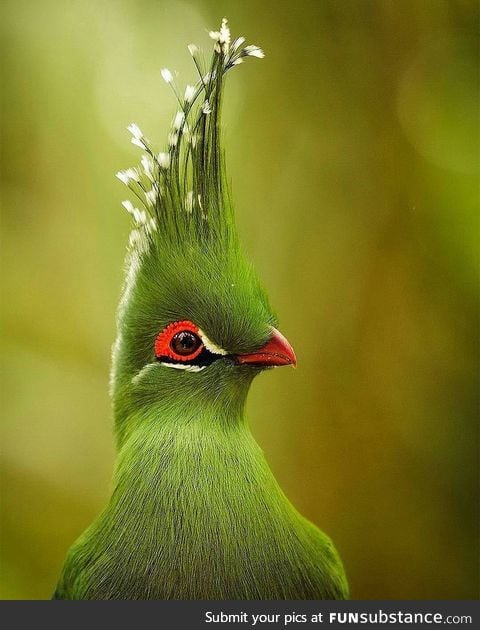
[1,0,478,600]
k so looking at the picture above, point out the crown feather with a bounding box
[115,18,264,251]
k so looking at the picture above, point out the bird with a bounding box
[53,19,348,600]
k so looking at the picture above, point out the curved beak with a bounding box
[235,327,297,368]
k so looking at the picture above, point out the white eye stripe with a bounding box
[198,329,228,356]
[160,362,206,372]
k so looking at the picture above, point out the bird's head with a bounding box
[111,20,296,438]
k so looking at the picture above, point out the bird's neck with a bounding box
[104,397,286,542]
[111,386,265,500]
[75,394,328,600]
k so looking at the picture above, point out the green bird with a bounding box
[54,19,348,600]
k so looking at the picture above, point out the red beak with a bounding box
[235,327,297,367]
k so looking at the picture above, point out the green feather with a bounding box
[54,19,348,600]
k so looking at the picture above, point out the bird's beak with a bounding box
[235,327,297,368]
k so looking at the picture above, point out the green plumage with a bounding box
[54,20,348,600]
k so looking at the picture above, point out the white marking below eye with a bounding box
[199,329,228,356]
[161,362,206,372]
[131,362,157,385]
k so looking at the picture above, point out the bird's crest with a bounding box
[115,18,264,253]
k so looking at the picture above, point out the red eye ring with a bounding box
[155,320,204,362]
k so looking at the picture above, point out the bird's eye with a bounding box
[154,320,205,362]
[170,331,201,356]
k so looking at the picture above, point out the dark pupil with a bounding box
[171,331,200,356]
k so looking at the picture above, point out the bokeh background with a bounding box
[1,0,478,600]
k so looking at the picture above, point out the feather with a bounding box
[117,18,264,252]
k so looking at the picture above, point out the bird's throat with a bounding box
[62,397,347,599]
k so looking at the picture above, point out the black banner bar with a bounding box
[1,600,478,629]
